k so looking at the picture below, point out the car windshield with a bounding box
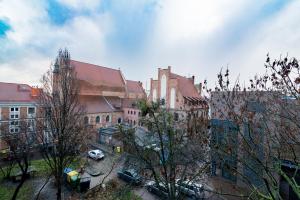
[130,171,137,177]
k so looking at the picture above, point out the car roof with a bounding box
[182,180,203,188]
[125,169,137,174]
[91,149,102,153]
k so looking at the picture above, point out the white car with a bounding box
[88,149,104,160]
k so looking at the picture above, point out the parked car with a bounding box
[88,149,104,160]
[176,179,204,199]
[146,180,178,199]
[117,169,142,185]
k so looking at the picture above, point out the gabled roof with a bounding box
[170,73,200,98]
[71,60,126,88]
[126,80,145,94]
[0,82,38,103]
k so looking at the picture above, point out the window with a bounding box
[118,118,122,124]
[128,110,130,114]
[106,115,110,123]
[96,116,100,123]
[130,111,133,115]
[28,107,35,115]
[174,112,179,121]
[152,89,157,102]
[160,74,167,100]
[170,88,176,109]
[84,116,89,125]
[134,111,136,115]
[10,107,20,133]
[11,107,19,112]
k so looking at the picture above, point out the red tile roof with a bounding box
[79,96,115,114]
[71,60,126,88]
[126,80,145,94]
[79,96,125,114]
[122,98,139,108]
[170,73,200,98]
[0,82,37,103]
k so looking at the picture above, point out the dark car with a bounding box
[146,181,178,199]
[117,169,142,185]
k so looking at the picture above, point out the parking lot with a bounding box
[82,144,230,200]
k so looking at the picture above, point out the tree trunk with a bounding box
[11,174,27,200]
[56,176,62,200]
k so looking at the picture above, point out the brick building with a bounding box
[54,60,146,131]
[148,66,208,119]
[0,82,39,151]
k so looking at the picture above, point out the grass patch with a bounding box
[0,181,33,200]
[1,156,84,178]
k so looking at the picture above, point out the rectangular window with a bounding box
[10,107,20,133]
[28,107,35,115]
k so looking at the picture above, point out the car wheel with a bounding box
[148,187,152,192]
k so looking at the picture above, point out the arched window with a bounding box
[160,74,167,100]
[133,120,136,125]
[152,89,157,102]
[131,110,133,115]
[118,118,122,124]
[170,88,176,109]
[96,116,100,123]
[106,115,110,123]
[134,111,136,115]
[84,116,89,125]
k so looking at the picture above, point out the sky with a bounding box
[0,0,300,91]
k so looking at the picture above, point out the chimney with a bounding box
[189,76,195,84]
[198,82,202,95]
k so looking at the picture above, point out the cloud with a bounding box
[0,0,111,85]
[0,0,298,91]
[57,0,101,11]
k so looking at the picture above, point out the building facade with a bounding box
[148,66,208,119]
[0,82,39,151]
[209,91,300,199]
[53,60,146,141]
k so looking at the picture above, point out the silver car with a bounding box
[176,179,204,200]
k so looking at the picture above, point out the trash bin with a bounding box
[116,146,121,153]
[80,177,91,192]
[67,170,78,183]
[64,168,73,181]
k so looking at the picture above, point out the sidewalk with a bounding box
[205,176,249,200]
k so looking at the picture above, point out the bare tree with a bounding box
[37,49,88,200]
[121,99,210,200]
[0,118,36,200]
[208,54,300,199]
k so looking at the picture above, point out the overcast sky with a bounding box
[0,0,299,90]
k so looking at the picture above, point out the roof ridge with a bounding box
[0,81,31,87]
[71,60,120,72]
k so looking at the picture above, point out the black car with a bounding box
[146,181,178,199]
[117,169,142,185]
